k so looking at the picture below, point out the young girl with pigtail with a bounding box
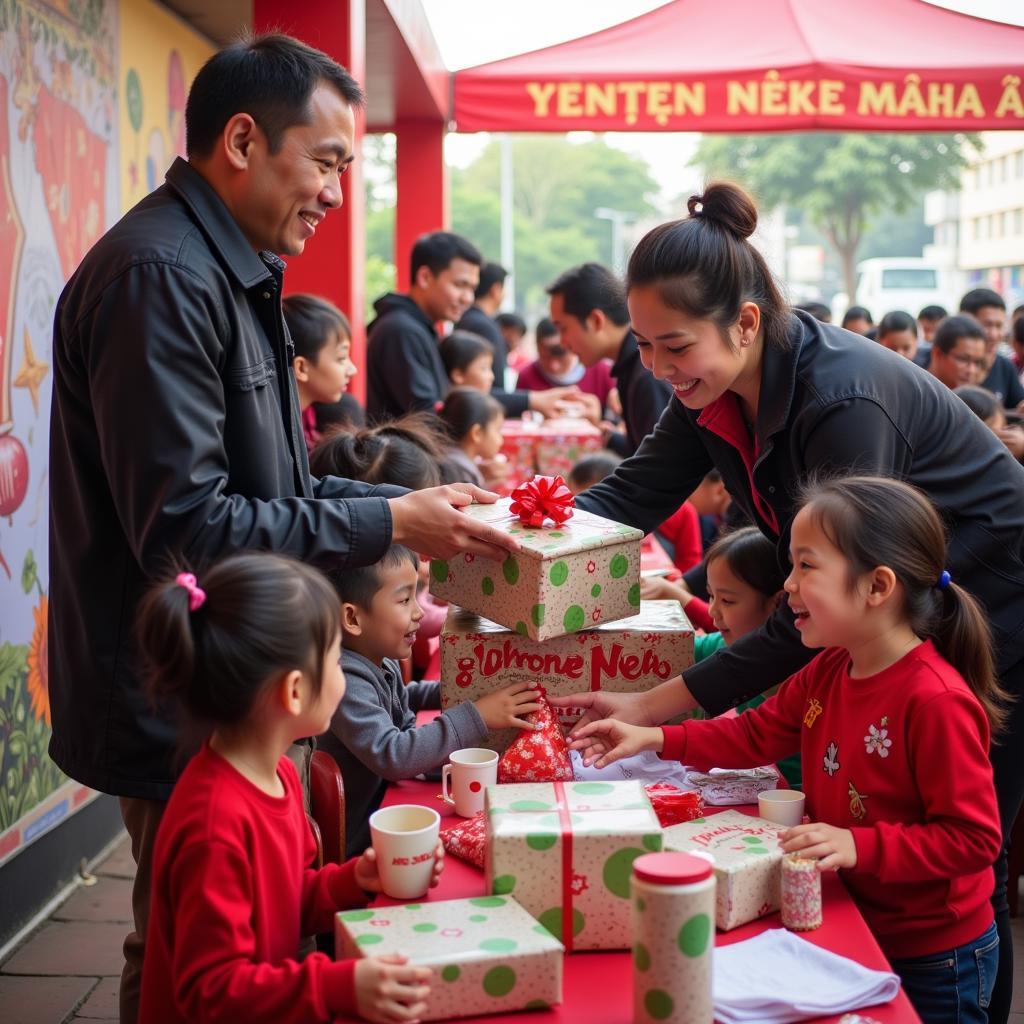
[136,552,440,1024]
[572,476,1006,1024]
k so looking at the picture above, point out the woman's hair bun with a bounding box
[687,181,758,241]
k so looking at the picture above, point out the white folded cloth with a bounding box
[570,748,695,787]
[713,929,901,1024]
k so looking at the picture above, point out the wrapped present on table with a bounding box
[662,809,787,930]
[499,417,602,488]
[336,896,563,1021]
[442,811,487,868]
[429,480,643,642]
[484,780,662,951]
[441,599,693,751]
[644,783,705,827]
[498,693,573,783]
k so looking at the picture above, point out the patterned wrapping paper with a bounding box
[497,695,573,782]
[662,810,787,931]
[484,780,663,952]
[440,601,693,751]
[429,499,643,642]
[335,896,564,1021]
[500,418,603,488]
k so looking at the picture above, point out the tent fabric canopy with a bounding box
[453,0,1024,132]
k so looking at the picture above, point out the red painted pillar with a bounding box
[252,0,367,403]
[394,119,448,291]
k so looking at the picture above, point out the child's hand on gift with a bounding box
[568,718,665,768]
[780,822,857,871]
[473,681,543,730]
[354,954,432,1024]
[355,843,445,893]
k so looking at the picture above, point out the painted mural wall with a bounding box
[0,0,211,869]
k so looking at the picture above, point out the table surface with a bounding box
[375,777,920,1024]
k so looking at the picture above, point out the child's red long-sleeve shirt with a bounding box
[661,640,1000,958]
[140,744,368,1023]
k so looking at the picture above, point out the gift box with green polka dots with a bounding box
[662,809,787,931]
[334,896,563,1021]
[484,780,663,951]
[440,601,694,753]
[429,499,643,642]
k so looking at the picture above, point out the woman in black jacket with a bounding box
[561,182,1024,1024]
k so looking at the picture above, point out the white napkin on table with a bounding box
[713,929,900,1024]
[570,748,695,787]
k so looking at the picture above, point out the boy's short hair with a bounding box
[568,452,623,491]
[283,294,351,361]
[959,288,1005,315]
[877,310,916,337]
[954,384,1001,423]
[410,232,482,283]
[495,312,526,337]
[933,314,985,354]
[440,330,492,377]
[918,304,947,322]
[327,544,419,611]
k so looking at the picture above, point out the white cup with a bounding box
[368,804,440,900]
[758,789,806,827]
[442,747,499,817]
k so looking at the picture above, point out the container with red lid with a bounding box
[631,851,715,1024]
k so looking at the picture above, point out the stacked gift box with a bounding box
[499,418,603,490]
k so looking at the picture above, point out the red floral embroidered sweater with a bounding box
[140,744,367,1023]
[661,641,1000,958]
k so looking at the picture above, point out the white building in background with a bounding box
[923,189,965,307]
[957,131,1024,309]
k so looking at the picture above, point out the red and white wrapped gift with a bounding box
[497,691,573,783]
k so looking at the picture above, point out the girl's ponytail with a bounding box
[136,572,198,707]
[935,581,1006,735]
[798,475,1011,737]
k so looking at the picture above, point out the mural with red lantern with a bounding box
[0,0,118,858]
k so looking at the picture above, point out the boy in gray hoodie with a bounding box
[319,545,541,857]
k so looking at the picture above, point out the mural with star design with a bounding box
[0,0,208,862]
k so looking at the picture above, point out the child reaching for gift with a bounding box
[570,476,1005,1024]
[318,544,543,858]
[136,553,440,1024]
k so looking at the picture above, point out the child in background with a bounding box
[136,553,438,1024]
[954,385,1024,462]
[283,295,358,451]
[437,387,505,488]
[496,312,531,374]
[841,305,874,337]
[918,304,948,345]
[439,330,495,393]
[308,412,444,490]
[572,476,1004,1024]
[318,545,542,858]
[567,451,623,494]
[876,310,918,360]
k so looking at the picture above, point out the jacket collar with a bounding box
[754,311,804,441]
[164,158,275,290]
[611,329,639,377]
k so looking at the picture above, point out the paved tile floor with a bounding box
[3,832,1024,1023]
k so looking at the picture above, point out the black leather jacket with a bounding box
[578,311,1024,712]
[49,158,403,798]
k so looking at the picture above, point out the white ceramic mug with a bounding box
[441,747,499,817]
[758,788,806,827]
[368,804,440,900]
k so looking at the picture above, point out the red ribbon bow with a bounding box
[509,475,575,527]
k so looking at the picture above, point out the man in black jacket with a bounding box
[547,262,672,456]
[367,237,576,422]
[49,36,516,1023]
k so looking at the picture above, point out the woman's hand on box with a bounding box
[354,954,432,1024]
[473,681,543,730]
[567,718,665,768]
[780,822,857,871]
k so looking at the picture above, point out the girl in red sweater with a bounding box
[136,552,440,1024]
[571,476,1006,1024]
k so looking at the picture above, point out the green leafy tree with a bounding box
[692,133,976,301]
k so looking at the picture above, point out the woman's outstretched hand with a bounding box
[547,690,653,736]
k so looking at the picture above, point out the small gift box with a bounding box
[499,418,602,486]
[336,896,563,1021]
[497,693,573,783]
[662,809,786,930]
[441,600,693,751]
[431,481,642,642]
[644,783,705,827]
[485,780,662,951]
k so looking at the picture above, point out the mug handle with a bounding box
[441,764,455,807]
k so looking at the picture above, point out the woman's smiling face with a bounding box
[627,284,755,409]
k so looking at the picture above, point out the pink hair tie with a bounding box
[175,572,207,612]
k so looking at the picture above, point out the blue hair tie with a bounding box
[936,570,951,591]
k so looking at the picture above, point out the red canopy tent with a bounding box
[453,0,1024,133]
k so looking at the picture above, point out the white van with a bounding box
[852,257,950,320]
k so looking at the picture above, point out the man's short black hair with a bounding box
[495,313,526,336]
[186,32,364,158]
[959,288,1005,315]
[932,314,985,354]
[918,304,947,322]
[326,544,419,611]
[475,262,507,300]
[547,263,629,327]
[410,232,482,284]
[535,317,558,343]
